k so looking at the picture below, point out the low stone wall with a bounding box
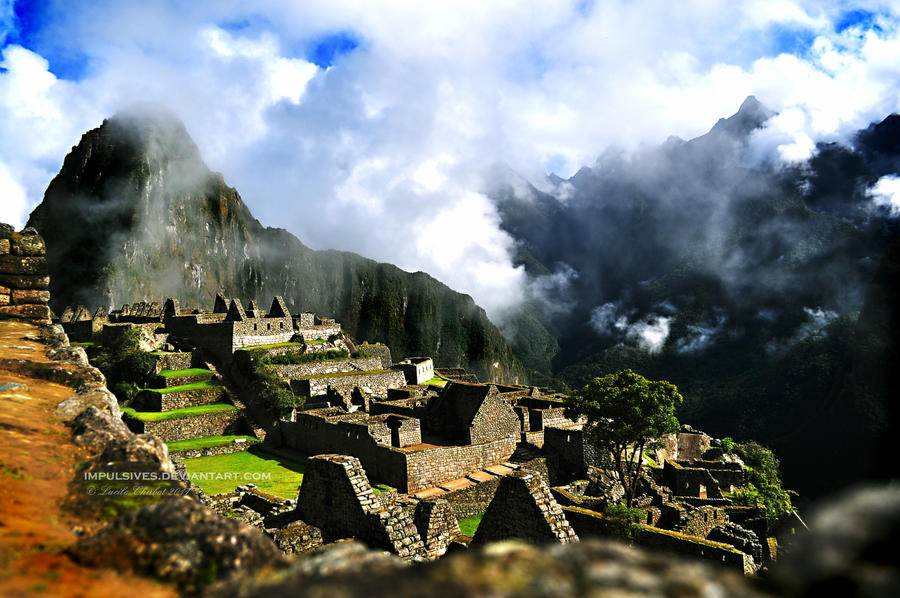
[0,225,51,324]
[169,440,257,458]
[154,351,193,372]
[404,436,517,492]
[679,506,729,539]
[269,357,381,379]
[296,325,341,342]
[663,460,723,499]
[636,525,755,575]
[290,370,406,399]
[125,409,244,442]
[155,372,214,388]
[134,386,225,411]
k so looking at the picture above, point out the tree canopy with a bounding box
[565,369,682,507]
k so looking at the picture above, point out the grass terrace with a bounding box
[236,341,304,351]
[165,435,259,452]
[182,447,306,498]
[145,379,222,394]
[157,368,213,378]
[421,376,447,387]
[181,447,395,498]
[301,368,394,380]
[123,403,237,421]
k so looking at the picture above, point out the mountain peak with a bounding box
[708,95,774,139]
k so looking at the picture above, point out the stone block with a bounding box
[0,238,8,254]
[0,303,51,321]
[0,274,50,289]
[0,293,8,306]
[0,255,47,275]
[8,232,46,256]
[11,288,50,305]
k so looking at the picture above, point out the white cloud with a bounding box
[0,160,27,228]
[2,1,900,318]
[867,175,900,215]
[589,302,671,354]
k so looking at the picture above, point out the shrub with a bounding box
[721,437,736,453]
[91,328,156,401]
[602,504,643,541]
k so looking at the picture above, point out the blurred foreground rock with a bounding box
[71,497,286,595]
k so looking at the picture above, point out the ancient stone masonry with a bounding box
[472,469,578,545]
[392,357,435,385]
[295,455,428,560]
[125,408,245,442]
[0,224,51,324]
[290,369,406,400]
[269,357,382,379]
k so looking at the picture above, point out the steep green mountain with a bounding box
[27,107,525,383]
[488,99,900,496]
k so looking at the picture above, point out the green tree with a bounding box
[729,441,796,525]
[92,328,156,401]
[565,369,682,507]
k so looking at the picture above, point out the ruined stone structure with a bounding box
[392,357,434,385]
[0,225,51,324]
[472,469,578,545]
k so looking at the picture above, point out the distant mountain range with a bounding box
[27,107,525,383]
[488,96,900,499]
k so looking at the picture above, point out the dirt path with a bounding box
[0,320,175,598]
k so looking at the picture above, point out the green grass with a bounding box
[301,368,393,380]
[145,379,222,394]
[157,368,213,378]
[182,447,306,498]
[421,376,447,386]
[181,447,394,499]
[236,341,303,351]
[166,435,258,452]
[458,513,484,537]
[71,341,100,348]
[123,403,237,421]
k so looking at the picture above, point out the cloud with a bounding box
[589,302,671,354]
[676,315,728,354]
[765,306,839,353]
[867,174,900,215]
[1,1,900,318]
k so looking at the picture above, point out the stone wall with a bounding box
[561,507,754,574]
[663,460,724,499]
[544,425,600,479]
[0,225,51,324]
[168,440,256,458]
[528,408,574,432]
[289,369,406,399]
[404,436,517,492]
[153,351,194,373]
[133,386,225,411]
[472,469,578,545]
[125,409,245,442]
[469,394,520,445]
[414,500,460,559]
[358,343,392,369]
[269,357,381,379]
[296,325,341,342]
[295,455,426,560]
[679,506,729,539]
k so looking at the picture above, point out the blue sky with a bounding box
[2,0,900,315]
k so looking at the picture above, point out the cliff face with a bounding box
[28,108,524,382]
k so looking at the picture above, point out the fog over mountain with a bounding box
[489,97,900,498]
